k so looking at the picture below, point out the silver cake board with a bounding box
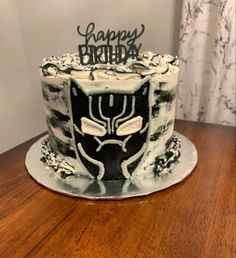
[25,132,198,200]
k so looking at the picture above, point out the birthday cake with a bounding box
[38,23,180,183]
[40,51,180,181]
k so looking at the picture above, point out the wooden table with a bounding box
[0,120,235,258]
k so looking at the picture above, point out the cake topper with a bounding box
[77,22,145,65]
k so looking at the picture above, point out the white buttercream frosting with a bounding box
[40,50,180,181]
[40,51,179,79]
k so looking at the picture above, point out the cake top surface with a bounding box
[40,51,179,80]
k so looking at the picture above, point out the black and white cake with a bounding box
[40,51,180,182]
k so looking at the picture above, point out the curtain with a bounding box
[176,0,235,126]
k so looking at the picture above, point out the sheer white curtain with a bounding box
[176,0,235,126]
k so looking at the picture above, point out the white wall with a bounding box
[0,0,182,154]
[0,0,45,154]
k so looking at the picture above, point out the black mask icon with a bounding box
[70,78,150,180]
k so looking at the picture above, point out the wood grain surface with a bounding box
[0,120,235,258]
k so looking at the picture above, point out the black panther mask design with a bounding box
[69,78,150,180]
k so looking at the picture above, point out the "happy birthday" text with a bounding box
[77,22,145,65]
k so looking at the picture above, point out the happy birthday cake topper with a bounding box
[77,22,145,65]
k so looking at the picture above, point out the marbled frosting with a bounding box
[40,51,180,180]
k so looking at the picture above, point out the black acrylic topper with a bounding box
[77,22,145,65]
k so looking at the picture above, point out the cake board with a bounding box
[25,132,198,200]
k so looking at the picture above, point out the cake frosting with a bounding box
[40,51,180,181]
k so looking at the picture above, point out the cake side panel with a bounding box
[40,68,179,180]
[137,69,179,176]
[40,76,75,158]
